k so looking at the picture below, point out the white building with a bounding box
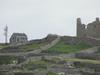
[10,33,28,45]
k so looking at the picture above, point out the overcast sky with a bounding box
[0,0,100,43]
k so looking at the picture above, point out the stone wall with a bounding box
[82,72,100,75]
[77,18,86,37]
[75,53,100,60]
[74,62,100,74]
[61,36,100,46]
[77,18,100,39]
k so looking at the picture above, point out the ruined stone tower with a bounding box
[77,17,100,39]
[77,18,86,37]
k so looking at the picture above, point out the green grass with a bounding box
[20,43,47,52]
[24,60,48,70]
[47,71,58,75]
[95,47,100,54]
[24,58,100,70]
[63,58,100,64]
[44,41,91,53]
[15,73,33,75]
[0,56,17,64]
[0,44,8,49]
[20,43,40,51]
[0,43,42,52]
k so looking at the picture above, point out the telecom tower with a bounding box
[4,25,8,44]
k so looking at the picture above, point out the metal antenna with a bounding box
[4,25,8,44]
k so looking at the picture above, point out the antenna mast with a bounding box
[4,25,8,44]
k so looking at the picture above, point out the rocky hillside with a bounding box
[0,34,59,53]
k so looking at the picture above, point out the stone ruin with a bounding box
[77,18,100,38]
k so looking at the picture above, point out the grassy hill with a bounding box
[0,34,58,52]
[0,36,92,53]
[42,40,91,54]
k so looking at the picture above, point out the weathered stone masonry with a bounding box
[77,18,100,38]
